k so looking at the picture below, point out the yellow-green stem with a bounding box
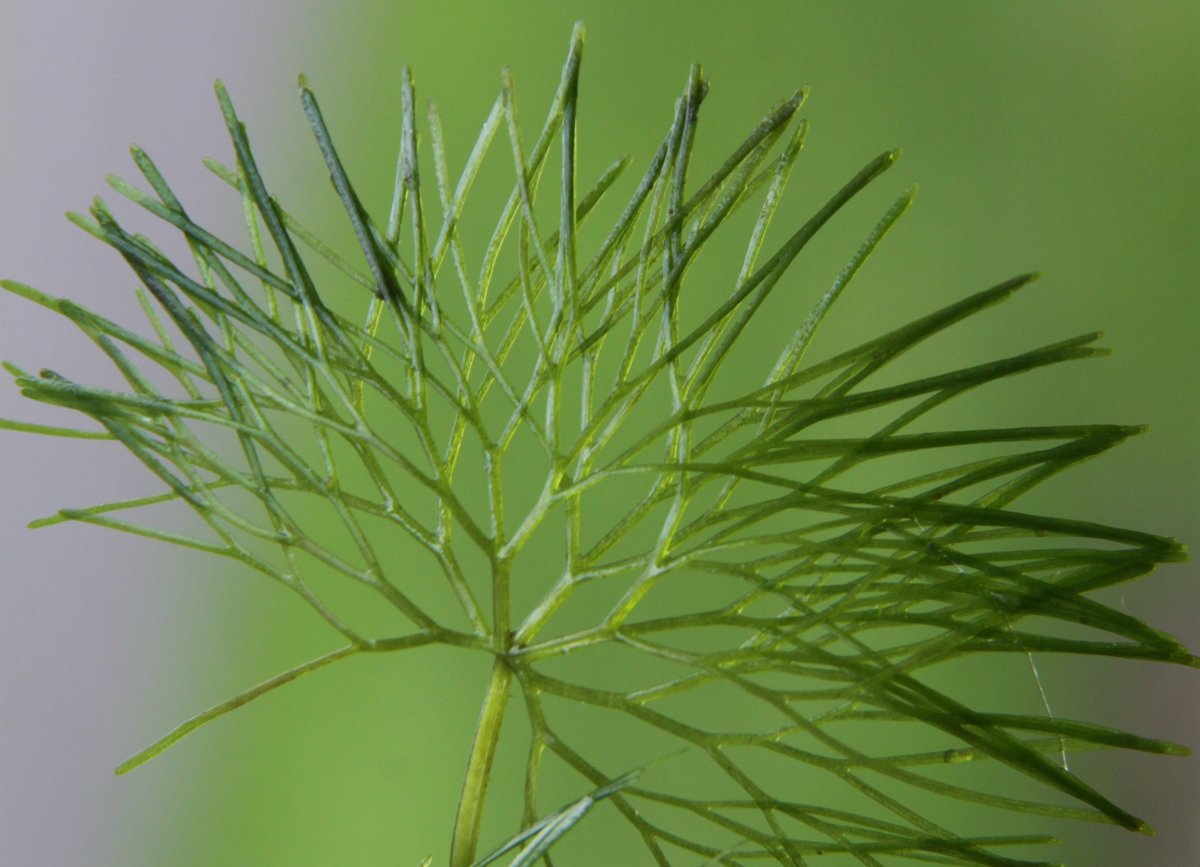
[449,657,513,867]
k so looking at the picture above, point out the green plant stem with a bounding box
[450,657,514,867]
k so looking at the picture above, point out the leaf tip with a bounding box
[64,210,102,237]
[213,79,238,124]
[1,279,58,310]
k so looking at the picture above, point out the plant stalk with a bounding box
[449,657,513,867]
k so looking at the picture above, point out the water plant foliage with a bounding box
[2,23,1192,867]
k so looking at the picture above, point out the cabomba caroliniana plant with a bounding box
[1,22,1193,867]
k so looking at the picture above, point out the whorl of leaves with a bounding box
[2,22,1191,867]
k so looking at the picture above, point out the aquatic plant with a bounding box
[3,22,1191,867]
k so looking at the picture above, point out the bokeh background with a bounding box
[1,2,1196,865]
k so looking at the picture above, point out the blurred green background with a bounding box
[5,2,1196,866]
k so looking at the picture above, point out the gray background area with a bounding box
[0,3,314,863]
